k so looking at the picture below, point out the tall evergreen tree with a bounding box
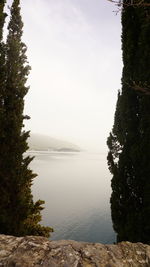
[0,0,6,130]
[107,0,150,244]
[0,0,7,234]
[0,0,53,237]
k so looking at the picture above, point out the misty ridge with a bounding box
[28,133,80,152]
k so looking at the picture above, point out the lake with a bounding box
[30,151,116,243]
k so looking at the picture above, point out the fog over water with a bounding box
[5,0,121,243]
[6,0,122,152]
[3,0,122,243]
[31,151,116,243]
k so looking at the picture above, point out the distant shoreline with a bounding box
[28,133,80,153]
[27,149,80,153]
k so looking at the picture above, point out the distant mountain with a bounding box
[28,133,80,152]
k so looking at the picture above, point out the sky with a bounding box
[7,0,122,152]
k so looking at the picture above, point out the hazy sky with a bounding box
[7,0,122,151]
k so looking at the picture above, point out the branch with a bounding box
[132,82,150,95]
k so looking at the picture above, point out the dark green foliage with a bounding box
[0,0,53,237]
[107,0,150,244]
[0,0,6,131]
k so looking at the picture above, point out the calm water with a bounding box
[30,151,116,243]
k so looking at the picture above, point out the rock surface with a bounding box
[0,235,150,266]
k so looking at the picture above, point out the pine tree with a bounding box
[0,0,53,237]
[107,0,150,244]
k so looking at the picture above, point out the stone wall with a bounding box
[0,235,150,266]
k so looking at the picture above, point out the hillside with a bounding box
[28,133,80,152]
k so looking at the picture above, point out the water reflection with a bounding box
[30,151,116,243]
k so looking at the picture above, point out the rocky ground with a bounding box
[0,235,150,266]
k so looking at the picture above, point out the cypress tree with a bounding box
[107,0,150,244]
[0,0,53,237]
[0,0,6,129]
[0,0,7,234]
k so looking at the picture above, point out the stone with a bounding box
[0,235,150,266]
